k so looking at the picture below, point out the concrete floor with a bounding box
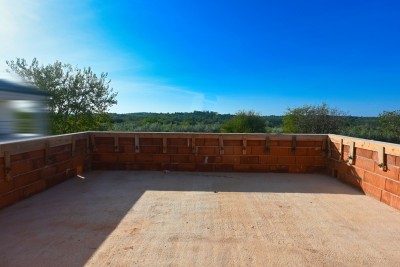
[1,171,400,267]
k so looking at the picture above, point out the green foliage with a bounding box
[221,110,267,133]
[379,110,400,136]
[6,58,117,134]
[283,103,346,134]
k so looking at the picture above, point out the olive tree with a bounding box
[221,110,266,133]
[379,110,400,136]
[6,58,117,134]
[283,103,346,134]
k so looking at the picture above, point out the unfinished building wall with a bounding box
[90,133,327,173]
[327,135,400,210]
[0,133,90,208]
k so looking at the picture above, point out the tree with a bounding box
[379,110,400,136]
[282,103,346,134]
[221,110,266,133]
[6,58,117,134]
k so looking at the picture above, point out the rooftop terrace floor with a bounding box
[1,171,400,266]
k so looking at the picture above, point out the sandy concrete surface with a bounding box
[0,171,400,267]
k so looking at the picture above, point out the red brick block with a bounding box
[354,156,375,172]
[372,151,378,162]
[96,144,115,153]
[277,156,296,165]
[344,173,362,188]
[117,153,136,162]
[247,140,264,146]
[167,138,187,146]
[386,155,396,166]
[313,157,327,166]
[381,191,392,205]
[248,146,265,155]
[240,156,259,164]
[171,155,195,163]
[296,157,315,166]
[118,145,134,153]
[14,170,40,188]
[135,154,153,163]
[177,147,192,154]
[223,146,242,155]
[0,179,14,194]
[222,156,240,164]
[49,144,70,154]
[278,140,292,147]
[118,138,134,146]
[307,147,324,156]
[385,179,400,196]
[95,137,114,144]
[0,189,23,209]
[390,193,400,210]
[11,161,34,176]
[97,153,118,163]
[259,155,278,164]
[364,171,386,189]
[348,166,365,179]
[270,147,291,156]
[198,147,218,155]
[331,142,341,151]
[361,182,382,201]
[297,141,322,147]
[374,163,399,181]
[11,149,45,162]
[206,156,222,164]
[294,148,308,156]
[140,146,162,154]
[41,166,57,178]
[153,155,170,163]
[396,156,400,167]
[224,140,242,146]
[166,147,178,154]
[23,180,46,197]
[194,139,205,146]
[53,151,71,162]
[204,138,219,146]
[330,150,341,161]
[355,148,373,159]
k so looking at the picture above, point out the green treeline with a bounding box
[110,108,400,144]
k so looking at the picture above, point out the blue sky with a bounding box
[1,0,399,116]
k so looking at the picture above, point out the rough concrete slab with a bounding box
[0,171,400,266]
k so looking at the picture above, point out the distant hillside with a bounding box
[110,111,379,133]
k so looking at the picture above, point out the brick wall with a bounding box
[90,132,327,173]
[2,132,400,211]
[0,133,90,208]
[327,135,400,210]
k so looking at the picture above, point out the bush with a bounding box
[221,110,266,133]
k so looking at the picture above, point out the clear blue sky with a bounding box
[1,0,399,116]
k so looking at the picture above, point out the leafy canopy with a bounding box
[221,110,266,133]
[283,103,346,134]
[379,110,400,136]
[6,58,117,134]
